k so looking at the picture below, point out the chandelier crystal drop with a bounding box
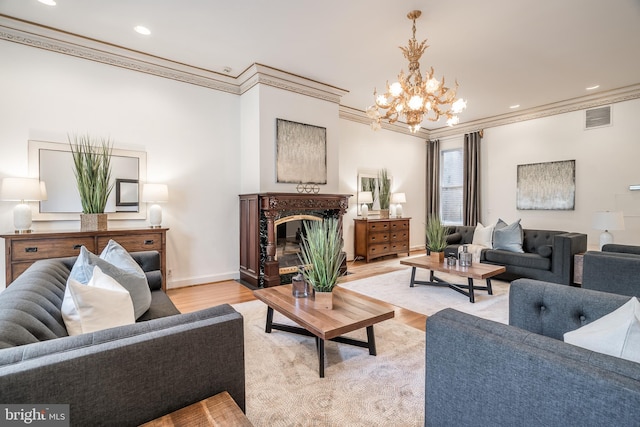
[367,10,467,133]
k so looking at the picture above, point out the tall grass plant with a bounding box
[298,218,346,292]
[69,134,113,214]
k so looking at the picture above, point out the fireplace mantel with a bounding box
[239,192,351,287]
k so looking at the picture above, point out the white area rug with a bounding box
[234,299,425,426]
[339,267,510,324]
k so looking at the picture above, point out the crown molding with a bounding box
[339,84,640,140]
[237,63,348,104]
[428,84,640,139]
[0,15,348,105]
[0,15,239,94]
[3,15,638,131]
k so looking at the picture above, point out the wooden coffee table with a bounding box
[400,256,506,303]
[253,285,394,378]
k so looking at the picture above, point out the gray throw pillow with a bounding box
[537,245,553,258]
[446,232,462,244]
[493,219,524,253]
[68,246,152,319]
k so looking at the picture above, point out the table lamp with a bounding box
[142,183,169,228]
[359,191,373,218]
[592,211,625,250]
[391,192,406,218]
[1,177,46,233]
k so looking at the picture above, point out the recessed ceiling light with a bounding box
[134,26,151,35]
[509,104,520,109]
[38,0,56,5]
[586,85,600,90]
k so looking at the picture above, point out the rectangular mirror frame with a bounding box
[28,140,147,221]
[357,171,392,216]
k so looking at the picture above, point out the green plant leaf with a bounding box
[425,215,449,252]
[69,134,114,214]
[297,218,345,292]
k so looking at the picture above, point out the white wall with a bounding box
[481,98,640,248]
[257,85,341,193]
[239,86,261,194]
[0,40,241,289]
[338,120,427,259]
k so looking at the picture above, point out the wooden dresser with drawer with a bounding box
[1,228,168,290]
[354,218,410,263]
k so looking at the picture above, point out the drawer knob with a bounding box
[73,244,82,250]
[25,247,38,253]
[144,239,154,245]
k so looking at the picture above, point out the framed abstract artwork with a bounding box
[276,119,327,184]
[517,160,575,210]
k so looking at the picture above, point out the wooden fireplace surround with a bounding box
[239,192,351,288]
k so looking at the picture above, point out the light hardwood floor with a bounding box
[167,250,427,331]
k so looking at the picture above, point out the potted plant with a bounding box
[69,134,114,231]
[298,218,346,309]
[426,216,448,263]
[378,168,391,218]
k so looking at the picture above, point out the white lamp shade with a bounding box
[359,191,373,204]
[592,211,625,231]
[391,192,406,204]
[142,184,169,203]
[1,178,43,201]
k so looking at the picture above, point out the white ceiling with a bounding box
[2,0,640,130]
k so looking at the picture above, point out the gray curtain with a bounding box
[426,139,440,219]
[463,131,482,225]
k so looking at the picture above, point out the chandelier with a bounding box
[367,10,467,133]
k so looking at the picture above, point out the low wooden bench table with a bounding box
[253,284,394,378]
[140,391,252,426]
[400,256,506,303]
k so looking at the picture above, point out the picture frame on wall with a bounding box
[115,179,139,207]
[516,159,575,210]
[276,118,327,184]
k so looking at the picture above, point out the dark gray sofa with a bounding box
[443,225,587,285]
[425,278,640,426]
[582,243,640,297]
[0,251,245,426]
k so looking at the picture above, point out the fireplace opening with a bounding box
[275,215,322,276]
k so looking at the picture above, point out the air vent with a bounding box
[585,105,611,129]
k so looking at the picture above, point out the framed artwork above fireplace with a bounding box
[276,118,327,184]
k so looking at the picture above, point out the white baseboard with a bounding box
[166,271,240,289]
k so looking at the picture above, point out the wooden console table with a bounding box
[354,218,411,262]
[1,228,168,290]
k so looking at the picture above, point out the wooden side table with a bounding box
[140,391,252,426]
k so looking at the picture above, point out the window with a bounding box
[440,148,463,225]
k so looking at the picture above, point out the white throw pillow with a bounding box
[472,222,494,248]
[68,245,151,319]
[564,297,640,363]
[62,266,135,336]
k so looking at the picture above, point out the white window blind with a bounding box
[440,148,463,225]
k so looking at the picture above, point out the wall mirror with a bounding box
[357,171,392,216]
[28,140,147,221]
